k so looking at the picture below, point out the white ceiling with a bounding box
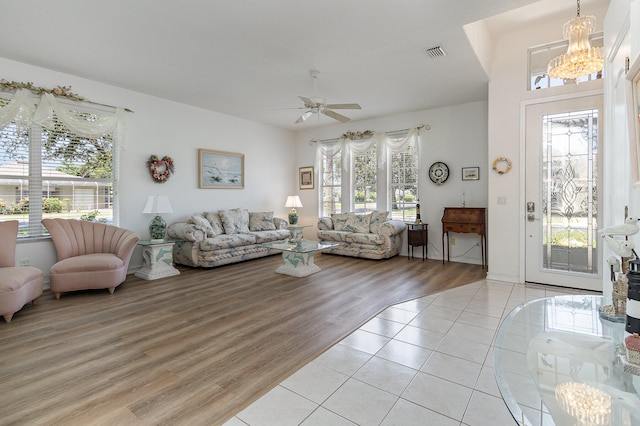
[0,0,607,131]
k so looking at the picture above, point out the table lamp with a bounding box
[285,195,302,225]
[142,195,174,242]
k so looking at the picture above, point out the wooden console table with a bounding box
[441,207,486,268]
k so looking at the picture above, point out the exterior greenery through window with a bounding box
[0,95,116,237]
[390,138,417,222]
[321,144,342,214]
[320,130,418,222]
[353,145,376,213]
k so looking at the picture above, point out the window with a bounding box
[319,129,419,220]
[320,142,342,215]
[528,33,603,90]
[0,91,119,238]
[389,137,418,222]
[352,143,377,213]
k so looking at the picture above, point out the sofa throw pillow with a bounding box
[331,213,350,231]
[317,217,334,230]
[188,213,215,236]
[249,211,276,231]
[344,213,371,233]
[369,210,389,234]
[203,211,224,236]
[219,208,250,234]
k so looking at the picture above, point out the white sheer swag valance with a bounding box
[0,89,126,144]
[316,127,421,171]
[0,89,36,133]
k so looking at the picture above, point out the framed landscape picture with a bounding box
[462,166,480,181]
[299,166,314,189]
[199,149,244,189]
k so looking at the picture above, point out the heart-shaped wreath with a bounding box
[147,155,174,183]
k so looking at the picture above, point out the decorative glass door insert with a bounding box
[541,109,598,275]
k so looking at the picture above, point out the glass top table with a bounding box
[494,295,640,425]
[259,240,339,277]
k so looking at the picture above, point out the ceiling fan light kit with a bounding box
[294,70,361,124]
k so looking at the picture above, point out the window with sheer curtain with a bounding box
[318,128,419,220]
[0,89,124,238]
[389,133,418,222]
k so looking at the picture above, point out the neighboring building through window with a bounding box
[0,94,118,237]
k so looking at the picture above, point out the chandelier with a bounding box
[547,0,603,81]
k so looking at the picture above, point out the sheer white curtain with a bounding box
[380,127,419,168]
[33,93,125,139]
[0,89,36,133]
[0,90,125,139]
[343,132,386,171]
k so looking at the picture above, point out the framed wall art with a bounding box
[299,166,314,190]
[462,166,480,181]
[198,149,244,189]
[627,54,640,186]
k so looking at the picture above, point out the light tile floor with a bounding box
[224,280,596,426]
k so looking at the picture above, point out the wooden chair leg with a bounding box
[54,292,61,300]
[108,287,115,295]
[3,313,14,323]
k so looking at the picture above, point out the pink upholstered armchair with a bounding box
[0,220,43,322]
[42,219,140,299]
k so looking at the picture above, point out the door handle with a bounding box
[527,213,537,222]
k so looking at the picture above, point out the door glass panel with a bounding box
[542,109,598,274]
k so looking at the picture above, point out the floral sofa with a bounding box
[316,211,406,259]
[167,209,290,268]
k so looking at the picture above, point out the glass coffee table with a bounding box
[259,240,338,277]
[494,295,640,425]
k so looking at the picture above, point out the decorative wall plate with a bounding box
[429,161,449,185]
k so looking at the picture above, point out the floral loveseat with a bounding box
[167,209,290,268]
[317,211,406,259]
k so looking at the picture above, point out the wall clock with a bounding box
[428,161,449,185]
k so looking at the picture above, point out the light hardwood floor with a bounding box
[0,253,486,425]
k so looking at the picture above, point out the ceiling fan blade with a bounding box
[295,111,313,124]
[323,109,351,123]
[298,96,317,107]
[325,103,361,110]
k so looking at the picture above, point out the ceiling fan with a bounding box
[294,70,361,124]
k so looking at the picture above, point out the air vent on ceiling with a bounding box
[424,45,447,59]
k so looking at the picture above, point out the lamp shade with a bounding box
[285,195,303,208]
[142,195,174,214]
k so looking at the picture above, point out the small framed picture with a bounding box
[462,167,480,181]
[299,166,314,190]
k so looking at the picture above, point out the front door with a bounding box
[524,95,603,291]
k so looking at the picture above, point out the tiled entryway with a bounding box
[224,280,594,425]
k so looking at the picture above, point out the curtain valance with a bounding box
[317,126,423,170]
[0,89,125,141]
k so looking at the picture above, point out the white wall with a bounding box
[1,57,296,280]
[294,101,489,264]
[486,5,608,283]
[603,0,639,297]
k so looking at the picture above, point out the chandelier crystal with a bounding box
[547,0,603,81]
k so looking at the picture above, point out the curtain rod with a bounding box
[75,98,134,114]
[309,124,430,144]
[0,81,134,113]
